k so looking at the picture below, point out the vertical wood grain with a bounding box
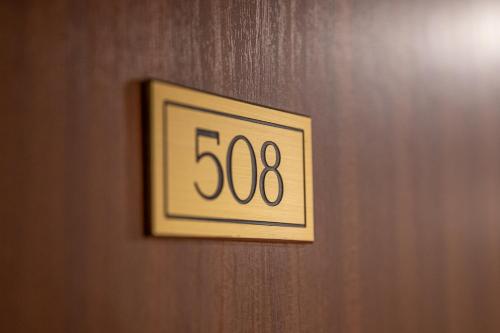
[1,0,500,332]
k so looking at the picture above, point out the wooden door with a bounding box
[1,0,500,332]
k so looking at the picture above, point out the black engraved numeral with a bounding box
[194,128,223,200]
[194,130,284,206]
[259,141,284,206]
[226,135,257,204]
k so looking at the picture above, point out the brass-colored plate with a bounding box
[147,80,314,241]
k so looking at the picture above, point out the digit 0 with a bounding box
[226,135,257,204]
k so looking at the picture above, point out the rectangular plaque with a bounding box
[147,80,314,241]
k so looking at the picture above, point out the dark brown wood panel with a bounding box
[1,0,500,332]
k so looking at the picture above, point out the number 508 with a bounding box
[194,128,284,206]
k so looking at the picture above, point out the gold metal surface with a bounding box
[147,80,314,241]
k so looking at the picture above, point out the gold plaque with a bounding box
[147,80,314,241]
